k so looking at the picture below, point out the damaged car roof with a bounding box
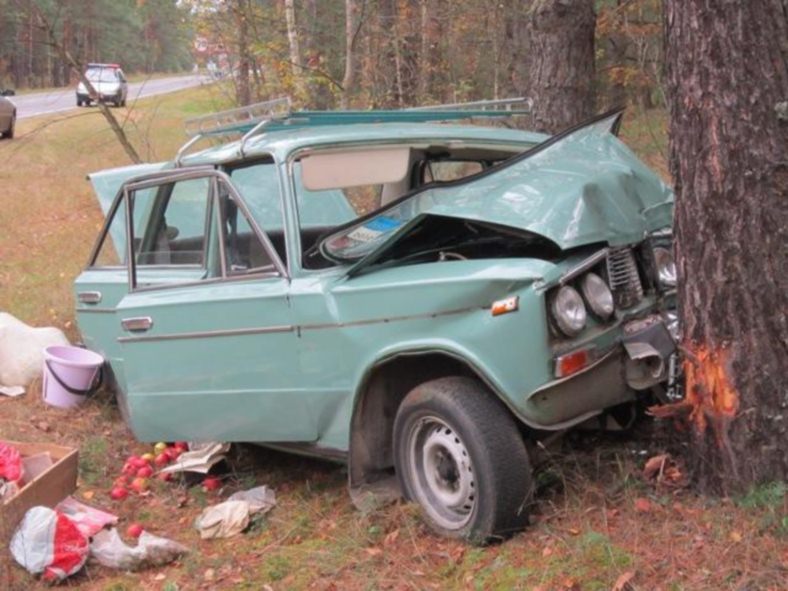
[320,111,674,264]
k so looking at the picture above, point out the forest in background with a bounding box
[0,0,194,89]
[0,0,661,118]
[190,0,661,114]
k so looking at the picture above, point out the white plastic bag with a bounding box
[0,313,69,387]
[89,528,189,571]
[195,500,250,539]
[10,506,89,582]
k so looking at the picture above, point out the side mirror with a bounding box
[0,89,15,97]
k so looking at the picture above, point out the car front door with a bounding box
[113,169,316,443]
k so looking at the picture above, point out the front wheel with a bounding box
[393,377,533,543]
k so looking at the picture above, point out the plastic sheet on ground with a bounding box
[56,497,118,538]
[89,528,189,571]
[159,442,230,475]
[196,485,276,539]
[10,505,89,583]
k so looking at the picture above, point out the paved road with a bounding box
[14,74,210,120]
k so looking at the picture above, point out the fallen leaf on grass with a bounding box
[542,545,554,557]
[81,490,94,500]
[634,497,652,513]
[729,531,743,543]
[643,453,687,488]
[365,547,383,556]
[568,527,581,535]
[612,570,635,591]
[384,529,400,546]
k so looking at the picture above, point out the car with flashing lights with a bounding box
[76,63,128,107]
[0,88,16,139]
[73,97,679,543]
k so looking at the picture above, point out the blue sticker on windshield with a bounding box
[365,216,401,232]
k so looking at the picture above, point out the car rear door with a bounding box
[112,169,316,443]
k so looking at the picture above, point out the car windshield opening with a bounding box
[86,68,119,83]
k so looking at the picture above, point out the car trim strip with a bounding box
[116,305,485,343]
[76,307,115,314]
[117,324,295,343]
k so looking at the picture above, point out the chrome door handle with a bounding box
[77,291,102,304]
[121,316,153,332]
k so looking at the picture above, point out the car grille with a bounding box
[606,247,643,308]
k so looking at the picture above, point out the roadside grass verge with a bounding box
[2,97,785,590]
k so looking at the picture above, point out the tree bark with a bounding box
[234,0,252,106]
[662,0,788,492]
[284,0,306,102]
[518,0,596,133]
[341,0,357,108]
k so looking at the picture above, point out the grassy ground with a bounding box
[1,98,785,590]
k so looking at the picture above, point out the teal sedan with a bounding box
[74,104,677,542]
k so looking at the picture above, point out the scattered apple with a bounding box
[126,523,144,538]
[174,442,189,452]
[165,446,181,460]
[136,465,153,478]
[110,486,128,501]
[140,453,155,463]
[130,477,149,493]
[157,471,173,482]
[113,475,130,488]
[153,452,170,468]
[202,476,221,492]
[153,442,168,455]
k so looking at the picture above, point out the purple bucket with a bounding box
[42,346,104,409]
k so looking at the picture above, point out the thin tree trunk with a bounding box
[235,0,252,106]
[519,0,596,133]
[284,0,305,101]
[27,1,141,163]
[660,0,788,492]
[341,0,356,108]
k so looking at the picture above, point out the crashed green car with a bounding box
[74,101,678,542]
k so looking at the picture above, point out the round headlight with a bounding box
[654,247,677,287]
[551,286,587,336]
[580,272,614,319]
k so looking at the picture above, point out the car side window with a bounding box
[218,188,276,276]
[132,178,211,267]
[92,201,127,267]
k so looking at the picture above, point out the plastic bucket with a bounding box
[42,346,104,409]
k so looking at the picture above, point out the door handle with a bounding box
[77,291,102,304]
[121,316,153,332]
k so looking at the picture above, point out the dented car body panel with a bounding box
[74,109,676,458]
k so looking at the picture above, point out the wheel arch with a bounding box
[347,345,525,506]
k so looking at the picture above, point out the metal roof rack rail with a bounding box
[406,96,532,112]
[176,96,292,166]
[184,96,292,137]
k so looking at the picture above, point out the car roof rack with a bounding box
[176,96,532,166]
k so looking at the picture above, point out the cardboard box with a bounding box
[1,440,78,543]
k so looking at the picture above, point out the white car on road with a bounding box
[0,89,15,139]
[76,63,128,108]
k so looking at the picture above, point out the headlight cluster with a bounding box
[653,246,677,287]
[550,271,614,337]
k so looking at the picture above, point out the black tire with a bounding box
[77,98,83,107]
[393,376,533,544]
[7,116,14,139]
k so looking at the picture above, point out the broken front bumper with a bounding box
[523,312,678,429]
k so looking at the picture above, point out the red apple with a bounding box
[126,523,144,538]
[174,442,189,452]
[129,477,149,493]
[202,476,221,492]
[122,461,137,476]
[136,465,153,478]
[129,455,147,469]
[110,486,128,500]
[154,452,170,467]
[113,475,130,488]
[165,446,181,460]
[157,471,173,482]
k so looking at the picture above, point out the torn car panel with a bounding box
[319,110,672,263]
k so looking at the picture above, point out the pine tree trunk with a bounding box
[663,0,788,493]
[519,0,596,133]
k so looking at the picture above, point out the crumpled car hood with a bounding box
[320,111,674,264]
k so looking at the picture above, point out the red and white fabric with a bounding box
[10,505,89,582]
